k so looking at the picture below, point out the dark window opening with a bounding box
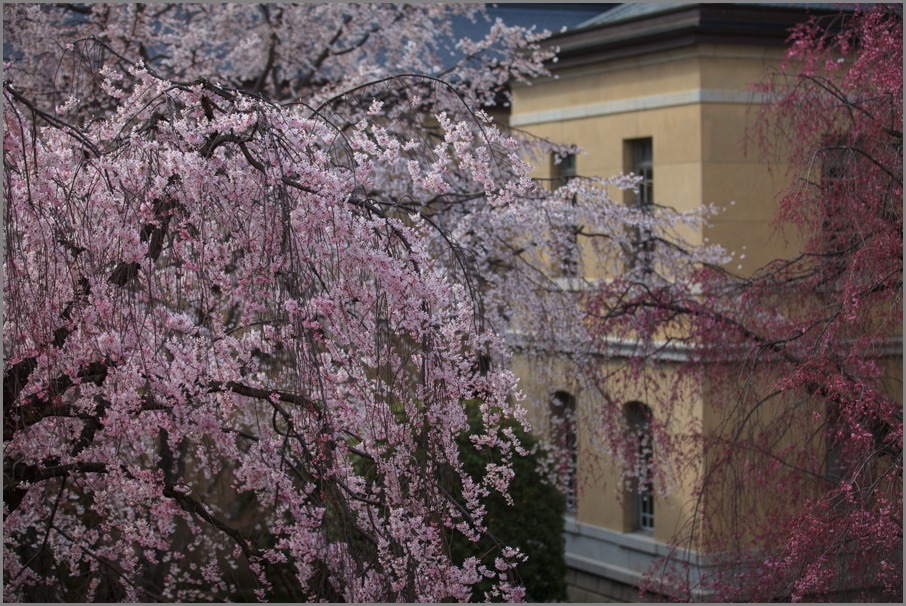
[626,402,654,532]
[475,353,492,376]
[824,402,848,485]
[550,153,580,277]
[550,391,578,512]
[551,152,577,186]
[625,138,654,275]
[818,140,860,280]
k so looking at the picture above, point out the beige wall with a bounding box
[511,43,797,276]
[514,48,703,115]
[507,41,799,553]
[510,351,704,546]
[505,29,901,600]
[514,105,707,282]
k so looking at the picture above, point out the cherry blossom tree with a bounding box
[734,8,902,600]
[2,4,731,602]
[581,5,902,601]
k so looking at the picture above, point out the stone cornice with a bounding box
[546,4,846,72]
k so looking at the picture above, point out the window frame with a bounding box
[550,391,578,512]
[549,153,580,277]
[624,138,655,275]
[628,138,653,210]
[625,401,655,532]
[551,152,577,185]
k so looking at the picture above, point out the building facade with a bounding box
[506,3,863,601]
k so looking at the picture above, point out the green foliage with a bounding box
[452,404,567,602]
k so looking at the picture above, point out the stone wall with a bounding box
[566,567,639,603]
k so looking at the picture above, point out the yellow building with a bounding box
[506,3,854,601]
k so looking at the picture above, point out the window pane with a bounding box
[625,138,654,274]
[551,391,578,511]
[551,152,577,183]
[627,402,654,531]
[632,139,653,209]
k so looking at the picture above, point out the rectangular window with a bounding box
[551,391,578,512]
[550,153,579,277]
[629,138,653,209]
[824,402,846,484]
[625,138,654,274]
[559,219,580,279]
[551,152,577,187]
[819,140,857,279]
[627,402,655,532]
[638,476,655,531]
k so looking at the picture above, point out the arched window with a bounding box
[626,402,654,531]
[550,391,578,512]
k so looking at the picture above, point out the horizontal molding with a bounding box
[510,89,771,127]
[563,517,720,600]
[565,516,712,562]
[565,515,665,556]
[563,515,888,601]
[549,276,595,292]
[505,329,696,362]
[510,333,903,364]
[514,45,787,88]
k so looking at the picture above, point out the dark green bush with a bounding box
[452,404,567,602]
